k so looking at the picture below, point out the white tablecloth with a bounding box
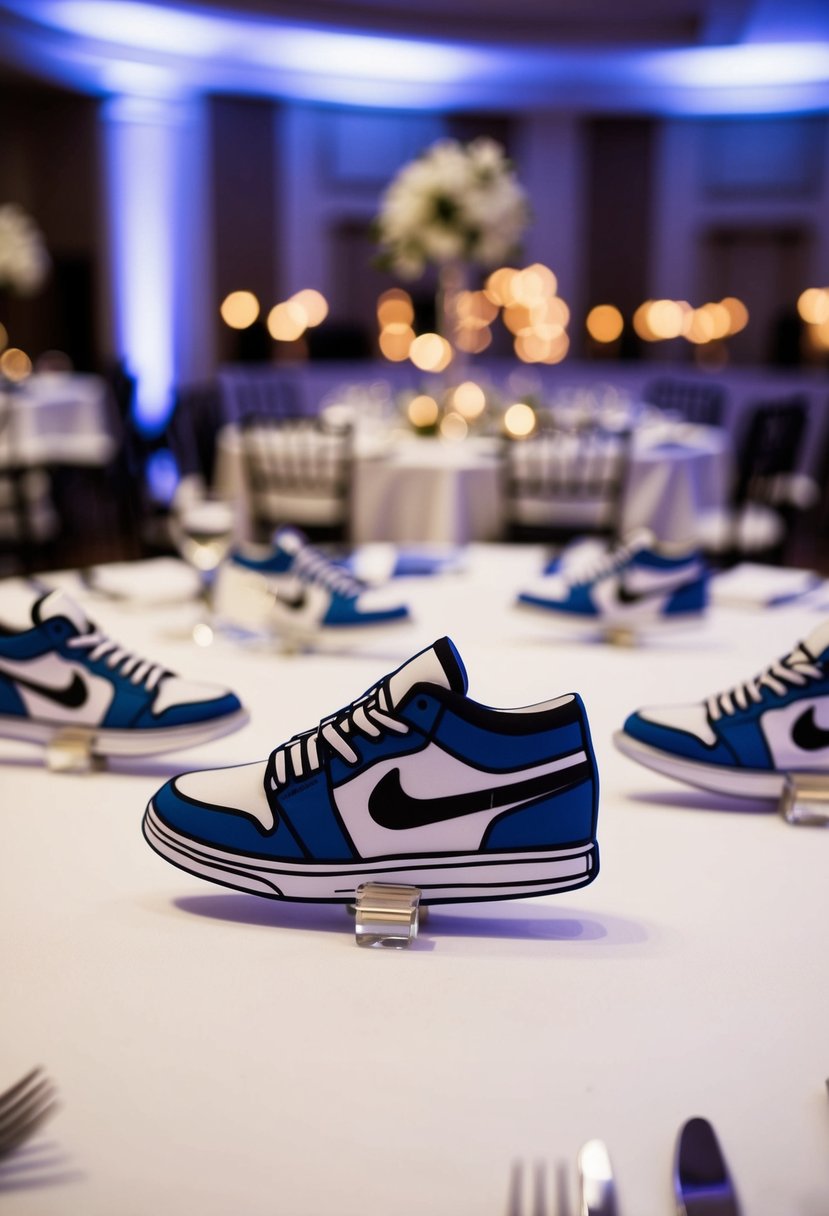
[2,549,828,1215]
[216,422,730,547]
[0,374,115,467]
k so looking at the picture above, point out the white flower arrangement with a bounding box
[0,203,50,295]
[375,137,529,279]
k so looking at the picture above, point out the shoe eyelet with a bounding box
[417,698,428,711]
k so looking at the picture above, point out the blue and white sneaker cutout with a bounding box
[0,589,247,756]
[143,636,600,904]
[213,527,411,640]
[518,529,707,632]
[615,618,829,798]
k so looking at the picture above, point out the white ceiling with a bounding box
[1,0,828,112]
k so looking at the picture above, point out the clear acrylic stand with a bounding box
[779,773,829,827]
[351,882,424,948]
[46,727,106,774]
[603,626,638,647]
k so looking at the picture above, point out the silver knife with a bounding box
[675,1116,741,1216]
[577,1138,618,1216]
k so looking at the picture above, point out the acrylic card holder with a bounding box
[46,727,106,773]
[351,882,423,948]
[779,772,829,827]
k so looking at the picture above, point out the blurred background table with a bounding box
[215,417,730,547]
[1,546,828,1215]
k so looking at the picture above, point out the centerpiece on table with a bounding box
[0,202,50,379]
[374,137,529,420]
[0,203,50,300]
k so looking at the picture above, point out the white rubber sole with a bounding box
[0,708,249,757]
[613,729,785,798]
[143,802,598,905]
[516,599,706,635]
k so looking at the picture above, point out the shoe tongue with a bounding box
[33,589,91,634]
[274,527,307,557]
[803,618,829,662]
[387,637,468,707]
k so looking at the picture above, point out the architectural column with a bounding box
[513,114,588,348]
[101,93,213,434]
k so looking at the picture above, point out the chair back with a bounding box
[168,382,225,485]
[218,370,304,422]
[734,396,808,509]
[0,389,59,573]
[643,378,725,427]
[238,413,353,543]
[503,422,632,544]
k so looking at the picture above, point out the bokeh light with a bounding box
[439,411,469,441]
[797,287,829,326]
[409,332,452,372]
[406,393,439,428]
[451,381,486,420]
[377,288,414,328]
[0,348,32,381]
[220,290,259,329]
[378,322,414,361]
[586,304,624,343]
[267,299,306,341]
[503,401,536,436]
[291,289,328,328]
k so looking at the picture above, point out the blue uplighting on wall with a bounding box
[103,95,179,435]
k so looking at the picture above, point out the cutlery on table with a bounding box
[0,1067,58,1161]
[577,1138,618,1216]
[674,1116,740,1216]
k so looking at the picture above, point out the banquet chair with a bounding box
[696,395,812,565]
[642,377,726,427]
[218,370,304,423]
[502,422,633,546]
[238,412,353,544]
[167,382,225,485]
[0,462,60,574]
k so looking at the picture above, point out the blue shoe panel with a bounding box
[622,711,738,766]
[433,702,586,769]
[154,777,307,859]
[664,578,708,616]
[322,594,408,626]
[274,771,356,860]
[482,777,596,849]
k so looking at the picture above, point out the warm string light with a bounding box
[798,287,829,351]
[219,288,329,343]
[629,296,749,345]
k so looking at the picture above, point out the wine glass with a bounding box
[171,491,236,644]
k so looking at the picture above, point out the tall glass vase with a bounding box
[436,260,469,389]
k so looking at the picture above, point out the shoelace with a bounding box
[707,642,822,720]
[269,681,409,789]
[67,632,168,690]
[568,537,645,587]
[290,541,363,599]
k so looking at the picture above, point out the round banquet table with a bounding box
[1,547,828,1215]
[216,421,730,547]
[0,373,115,467]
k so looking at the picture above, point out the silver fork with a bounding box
[508,1161,549,1216]
[0,1067,59,1161]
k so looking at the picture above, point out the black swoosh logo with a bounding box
[791,706,829,751]
[368,759,591,830]
[274,586,307,610]
[616,581,672,605]
[1,669,88,709]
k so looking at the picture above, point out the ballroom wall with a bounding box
[2,80,829,394]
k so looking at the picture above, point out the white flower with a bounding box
[375,138,528,277]
[0,204,50,295]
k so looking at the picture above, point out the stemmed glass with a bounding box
[170,488,236,645]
